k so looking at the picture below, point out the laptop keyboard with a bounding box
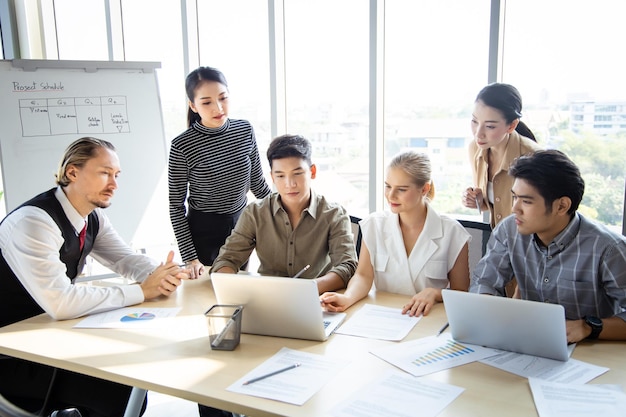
[323,320,331,329]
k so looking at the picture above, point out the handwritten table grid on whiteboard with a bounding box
[19,96,130,137]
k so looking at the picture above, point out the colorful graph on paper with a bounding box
[370,334,497,377]
[411,339,474,366]
[120,312,155,322]
[73,307,182,328]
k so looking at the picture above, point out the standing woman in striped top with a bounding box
[168,67,271,279]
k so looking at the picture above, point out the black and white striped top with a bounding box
[168,119,271,261]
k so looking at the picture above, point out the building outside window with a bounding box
[1,0,623,248]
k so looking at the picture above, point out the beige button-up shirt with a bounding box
[211,190,357,285]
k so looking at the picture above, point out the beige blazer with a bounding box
[469,130,542,228]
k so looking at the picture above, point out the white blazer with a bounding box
[361,204,471,295]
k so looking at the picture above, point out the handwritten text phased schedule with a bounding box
[19,96,130,137]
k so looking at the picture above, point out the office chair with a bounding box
[349,216,363,258]
[0,395,82,417]
[456,219,492,275]
[0,394,36,417]
[0,362,83,417]
[0,353,34,417]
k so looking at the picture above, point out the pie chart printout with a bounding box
[120,312,156,322]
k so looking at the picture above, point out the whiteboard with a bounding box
[0,59,167,244]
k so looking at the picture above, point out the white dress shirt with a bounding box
[0,187,159,320]
[361,204,471,295]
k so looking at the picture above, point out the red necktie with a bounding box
[79,222,87,251]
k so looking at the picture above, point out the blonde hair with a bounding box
[388,151,436,200]
[56,137,116,186]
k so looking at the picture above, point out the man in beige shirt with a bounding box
[211,134,357,294]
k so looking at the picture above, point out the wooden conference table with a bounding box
[0,275,624,417]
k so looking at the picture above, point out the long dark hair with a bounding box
[476,83,536,142]
[185,66,229,127]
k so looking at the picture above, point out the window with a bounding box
[52,0,108,60]
[115,0,186,251]
[121,0,186,141]
[284,0,369,217]
[2,0,623,242]
[385,0,491,218]
[503,0,626,231]
[197,1,271,154]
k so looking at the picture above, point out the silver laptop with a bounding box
[211,273,346,341]
[442,290,569,361]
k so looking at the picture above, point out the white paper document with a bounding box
[331,370,464,417]
[370,334,497,377]
[73,307,181,328]
[334,304,421,341]
[480,349,608,384]
[529,377,626,417]
[227,347,347,405]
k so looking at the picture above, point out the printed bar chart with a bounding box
[412,340,475,366]
[370,335,496,377]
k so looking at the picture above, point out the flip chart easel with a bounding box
[0,59,167,245]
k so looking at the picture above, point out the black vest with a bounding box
[0,188,100,327]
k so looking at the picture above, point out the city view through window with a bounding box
[1,0,623,258]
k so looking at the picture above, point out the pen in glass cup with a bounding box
[211,307,241,348]
[292,264,310,278]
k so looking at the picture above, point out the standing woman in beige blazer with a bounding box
[462,83,542,228]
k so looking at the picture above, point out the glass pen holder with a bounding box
[205,304,244,351]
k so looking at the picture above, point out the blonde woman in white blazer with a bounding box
[321,151,470,317]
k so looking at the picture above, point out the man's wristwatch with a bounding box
[583,316,603,339]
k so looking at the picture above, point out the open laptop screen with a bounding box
[211,273,345,341]
[442,290,569,361]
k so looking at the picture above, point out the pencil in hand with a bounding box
[470,187,481,214]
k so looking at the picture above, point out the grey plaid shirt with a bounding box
[471,213,626,321]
